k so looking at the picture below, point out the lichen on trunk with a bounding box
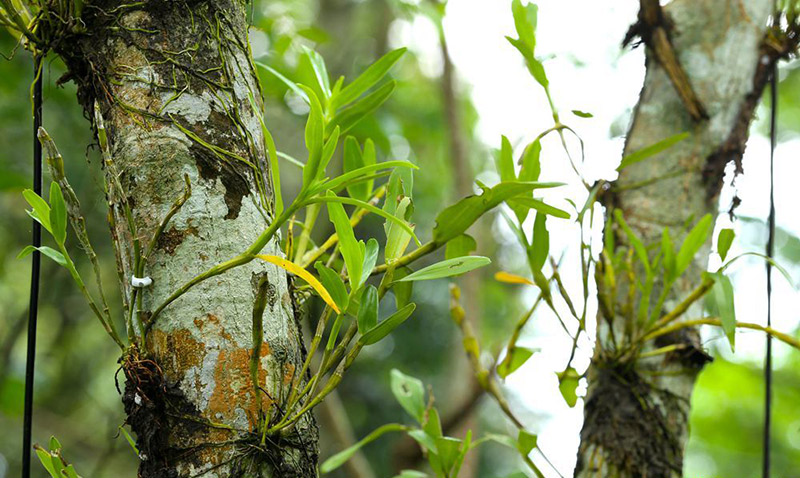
[576,1,773,477]
[51,1,318,476]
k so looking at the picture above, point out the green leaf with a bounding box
[508,197,570,219]
[315,262,349,311]
[452,430,472,478]
[384,165,414,218]
[317,125,341,181]
[530,213,549,272]
[363,139,378,180]
[709,272,737,351]
[496,135,516,182]
[330,80,396,135]
[300,46,331,101]
[326,314,345,351]
[614,209,650,274]
[393,470,428,478]
[518,139,541,182]
[255,62,309,103]
[34,447,59,478]
[390,369,426,422]
[310,194,419,245]
[17,245,36,260]
[49,436,62,451]
[398,256,491,282]
[18,245,68,267]
[63,464,81,478]
[118,426,139,455]
[333,48,406,110]
[49,182,67,245]
[435,436,463,474]
[320,423,408,473]
[423,407,443,439]
[480,433,518,451]
[343,136,368,200]
[357,285,379,333]
[517,430,538,455]
[361,303,416,345]
[662,228,676,283]
[326,193,363,289]
[361,238,380,287]
[408,429,437,453]
[511,0,538,52]
[617,132,689,170]
[23,188,52,233]
[526,56,549,89]
[557,367,580,408]
[392,267,413,309]
[675,214,713,278]
[432,181,563,245]
[249,93,283,215]
[717,228,735,262]
[313,160,417,196]
[445,234,477,260]
[572,110,593,118]
[511,139,542,223]
[497,346,538,379]
[301,86,325,187]
[385,197,415,263]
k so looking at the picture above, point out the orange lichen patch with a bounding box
[283,362,296,386]
[207,347,251,424]
[206,339,279,429]
[146,328,207,382]
[255,341,274,413]
[147,319,280,432]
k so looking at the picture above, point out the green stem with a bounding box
[643,317,800,350]
[372,241,437,275]
[283,306,333,418]
[293,202,320,264]
[646,277,714,334]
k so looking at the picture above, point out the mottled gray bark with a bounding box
[54,1,317,476]
[576,1,772,477]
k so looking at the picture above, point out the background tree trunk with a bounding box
[576,0,773,476]
[57,1,317,476]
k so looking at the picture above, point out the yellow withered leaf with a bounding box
[255,255,340,314]
[494,271,534,286]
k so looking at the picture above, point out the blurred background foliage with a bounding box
[0,0,798,477]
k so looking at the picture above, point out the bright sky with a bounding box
[392,0,800,476]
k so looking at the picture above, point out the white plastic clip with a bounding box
[131,276,153,288]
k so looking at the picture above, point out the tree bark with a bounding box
[576,1,773,477]
[55,1,317,476]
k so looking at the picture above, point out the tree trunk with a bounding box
[576,1,773,477]
[56,1,317,476]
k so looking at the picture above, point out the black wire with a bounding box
[22,54,43,478]
[762,53,777,478]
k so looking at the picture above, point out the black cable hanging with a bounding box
[762,39,778,478]
[22,53,43,478]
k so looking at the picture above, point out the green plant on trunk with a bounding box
[6,0,800,476]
